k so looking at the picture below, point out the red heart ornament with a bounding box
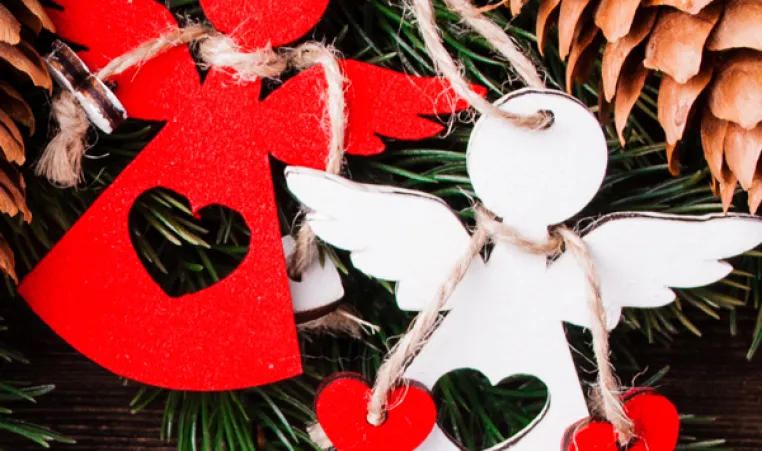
[564,389,680,451]
[315,373,437,451]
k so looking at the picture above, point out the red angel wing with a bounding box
[341,61,485,156]
[47,0,200,121]
[263,61,483,166]
[200,0,329,49]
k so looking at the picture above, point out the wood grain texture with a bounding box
[0,299,761,450]
[0,301,174,450]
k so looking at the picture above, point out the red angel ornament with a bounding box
[19,0,475,390]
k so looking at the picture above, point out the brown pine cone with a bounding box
[0,0,53,282]
[506,0,762,213]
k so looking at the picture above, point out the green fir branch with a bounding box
[0,319,73,447]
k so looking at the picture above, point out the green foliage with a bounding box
[130,380,323,451]
[3,0,758,448]
[0,322,73,448]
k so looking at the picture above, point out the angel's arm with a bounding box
[547,212,762,329]
[285,167,486,311]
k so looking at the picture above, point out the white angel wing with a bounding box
[285,166,486,312]
[548,212,762,330]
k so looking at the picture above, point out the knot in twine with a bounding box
[359,203,635,446]
[37,90,90,187]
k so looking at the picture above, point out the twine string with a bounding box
[366,216,490,427]
[409,0,552,128]
[196,32,286,81]
[364,204,635,446]
[96,24,212,80]
[557,228,635,444]
[288,43,347,278]
[444,0,545,90]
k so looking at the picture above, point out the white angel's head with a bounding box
[467,89,608,228]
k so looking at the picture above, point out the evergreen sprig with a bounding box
[0,321,74,447]
[3,0,757,448]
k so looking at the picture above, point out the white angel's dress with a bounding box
[404,211,762,451]
[406,236,588,451]
[286,88,762,451]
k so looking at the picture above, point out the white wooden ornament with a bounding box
[282,236,344,318]
[285,88,762,451]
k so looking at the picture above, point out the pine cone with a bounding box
[508,0,762,213]
[0,0,53,282]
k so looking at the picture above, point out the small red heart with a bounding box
[315,372,437,451]
[564,389,680,451]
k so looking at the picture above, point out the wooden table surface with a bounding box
[1,300,761,451]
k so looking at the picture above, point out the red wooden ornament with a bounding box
[19,0,478,390]
[564,389,680,451]
[315,373,438,451]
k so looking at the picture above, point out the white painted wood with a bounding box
[281,236,344,316]
[408,242,588,451]
[548,212,762,330]
[467,89,608,229]
[285,167,487,313]
[285,88,762,450]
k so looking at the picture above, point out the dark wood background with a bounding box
[1,300,761,450]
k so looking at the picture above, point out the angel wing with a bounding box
[547,212,762,330]
[46,0,200,121]
[340,61,485,157]
[267,61,480,169]
[285,166,487,312]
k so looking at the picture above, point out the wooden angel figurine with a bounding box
[287,89,762,450]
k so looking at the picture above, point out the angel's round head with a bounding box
[466,89,608,228]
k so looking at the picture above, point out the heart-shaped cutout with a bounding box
[315,372,438,451]
[130,186,345,317]
[129,187,250,297]
[432,369,549,450]
[563,389,680,451]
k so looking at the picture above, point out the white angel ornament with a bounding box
[286,89,762,451]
